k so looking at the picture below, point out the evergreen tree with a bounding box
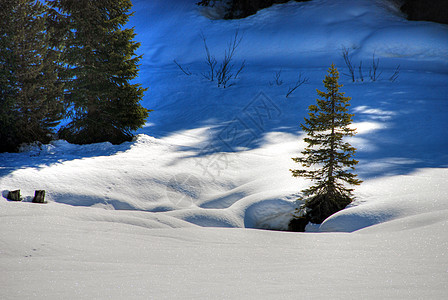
[0,1,17,152]
[291,64,362,224]
[48,0,149,145]
[0,0,64,152]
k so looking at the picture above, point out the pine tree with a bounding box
[48,0,149,145]
[0,1,17,152]
[290,64,362,224]
[0,0,64,152]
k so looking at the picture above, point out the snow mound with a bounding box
[319,169,448,232]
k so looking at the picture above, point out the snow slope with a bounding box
[1,0,448,298]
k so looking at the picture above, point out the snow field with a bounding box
[1,200,447,299]
[1,0,448,298]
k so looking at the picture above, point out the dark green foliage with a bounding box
[305,193,351,224]
[288,216,309,232]
[48,0,149,145]
[0,0,64,152]
[290,64,362,224]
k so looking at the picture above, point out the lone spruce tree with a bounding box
[49,0,148,144]
[291,64,362,224]
[0,0,64,152]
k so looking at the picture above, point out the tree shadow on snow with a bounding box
[0,140,134,177]
[149,87,448,181]
[347,97,448,179]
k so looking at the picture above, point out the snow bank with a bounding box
[319,168,448,232]
[1,199,447,299]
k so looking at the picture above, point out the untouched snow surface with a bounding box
[1,202,447,299]
[1,0,448,298]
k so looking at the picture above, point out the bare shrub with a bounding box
[201,29,246,88]
[216,29,244,87]
[341,46,399,83]
[341,46,355,82]
[270,69,283,86]
[369,52,382,81]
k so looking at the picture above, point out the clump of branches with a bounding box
[369,52,382,81]
[286,73,309,98]
[341,46,355,82]
[201,29,246,88]
[269,69,283,86]
[341,46,399,83]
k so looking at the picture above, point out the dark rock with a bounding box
[198,0,311,19]
[227,0,311,19]
[401,0,448,24]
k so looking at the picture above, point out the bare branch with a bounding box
[286,73,309,98]
[234,59,245,79]
[389,64,400,82]
[272,69,283,86]
[200,33,217,81]
[173,59,192,76]
[358,60,364,82]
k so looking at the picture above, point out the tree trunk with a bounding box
[32,190,46,203]
[327,89,336,187]
[7,190,21,201]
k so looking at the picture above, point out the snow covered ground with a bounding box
[1,0,448,298]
